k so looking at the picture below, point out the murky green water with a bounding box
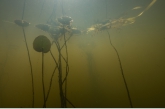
[0,0,165,108]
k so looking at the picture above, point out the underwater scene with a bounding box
[0,0,165,108]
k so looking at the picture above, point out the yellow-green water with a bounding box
[0,0,165,108]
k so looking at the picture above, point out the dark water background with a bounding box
[0,0,165,108]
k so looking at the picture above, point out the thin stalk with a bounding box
[21,0,34,107]
[58,44,65,107]
[106,30,133,108]
[22,27,34,108]
[45,50,58,103]
[42,49,46,108]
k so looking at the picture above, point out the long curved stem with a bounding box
[106,30,133,108]
[42,50,46,108]
[22,27,34,107]
[21,0,34,107]
[45,50,58,103]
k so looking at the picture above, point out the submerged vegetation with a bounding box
[0,0,160,108]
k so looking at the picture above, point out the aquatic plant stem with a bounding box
[61,0,70,107]
[45,50,58,103]
[62,25,69,107]
[21,0,26,20]
[39,0,45,18]
[106,30,133,108]
[57,42,65,107]
[49,35,75,108]
[105,0,107,18]
[42,49,46,108]
[60,34,72,50]
[52,39,65,107]
[22,27,34,107]
[47,0,57,23]
[21,0,34,107]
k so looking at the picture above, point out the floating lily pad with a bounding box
[33,35,51,53]
[14,19,30,27]
[35,24,50,32]
[57,16,73,25]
